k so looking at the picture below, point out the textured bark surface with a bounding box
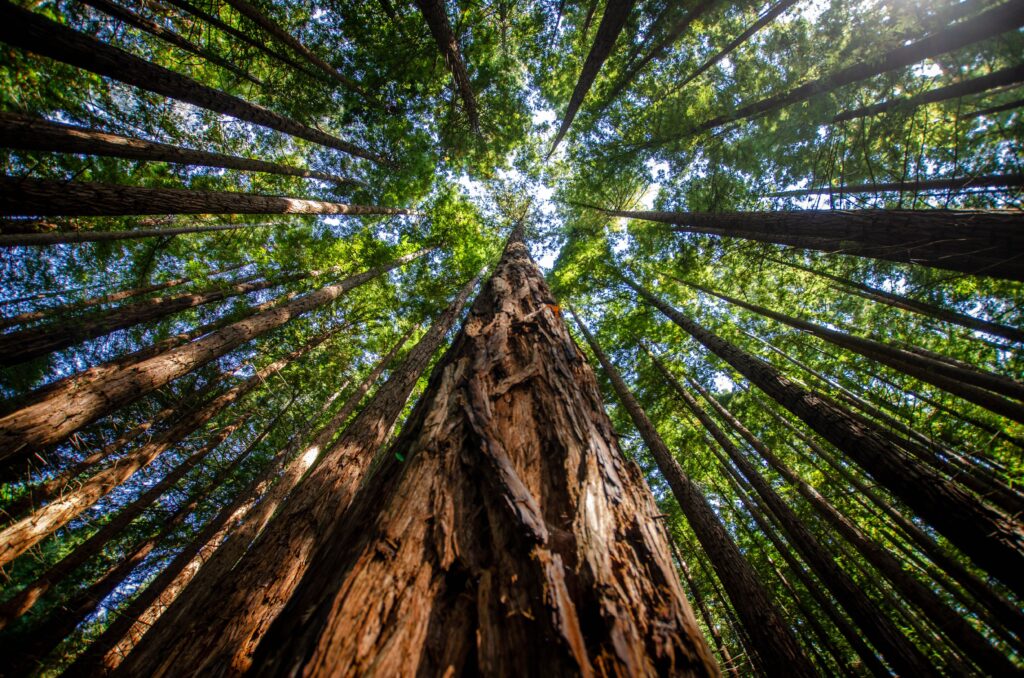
[118,274,480,676]
[414,0,481,132]
[574,319,814,677]
[0,248,428,459]
[0,1,389,164]
[247,231,718,677]
[0,177,416,218]
[0,113,357,186]
[627,276,1024,599]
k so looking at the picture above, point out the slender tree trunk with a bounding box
[0,248,429,459]
[670,542,740,678]
[967,96,1024,118]
[414,0,481,133]
[81,0,263,85]
[0,221,274,247]
[0,113,358,186]
[118,272,482,676]
[684,372,1015,675]
[0,177,416,218]
[832,64,1024,122]
[624,274,1024,598]
[768,172,1024,197]
[602,206,1024,280]
[0,1,390,165]
[572,312,814,676]
[245,231,718,677]
[548,0,636,155]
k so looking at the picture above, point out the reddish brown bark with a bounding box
[414,0,481,132]
[245,230,717,677]
[0,248,429,461]
[119,273,482,676]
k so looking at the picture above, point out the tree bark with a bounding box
[670,542,740,678]
[572,312,814,676]
[118,272,482,676]
[0,177,416,218]
[603,206,1024,280]
[624,274,1024,598]
[0,1,391,165]
[768,172,1024,197]
[0,113,358,186]
[0,247,429,459]
[244,231,718,677]
[548,0,636,155]
[414,0,481,133]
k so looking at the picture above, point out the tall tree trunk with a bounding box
[601,206,1024,280]
[682,371,1016,675]
[669,542,740,678]
[414,0,481,133]
[572,311,814,676]
[0,177,415,217]
[0,113,358,186]
[245,230,718,677]
[831,64,1024,123]
[118,272,482,676]
[772,257,1024,343]
[648,353,936,674]
[768,172,1024,197]
[0,221,272,247]
[0,1,391,165]
[967,96,1024,118]
[81,0,264,85]
[548,0,636,155]
[624,274,1024,598]
[0,247,429,459]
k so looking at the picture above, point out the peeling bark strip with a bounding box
[624,275,1024,599]
[414,0,481,132]
[549,0,636,155]
[0,248,429,460]
[0,113,358,186]
[603,207,1024,281]
[0,1,390,165]
[0,177,417,218]
[573,318,814,677]
[248,230,718,677]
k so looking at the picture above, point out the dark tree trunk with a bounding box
[670,542,740,678]
[0,221,269,247]
[243,231,718,677]
[548,0,636,155]
[967,97,1024,118]
[118,272,483,676]
[601,206,1024,280]
[414,0,481,133]
[0,248,429,459]
[0,113,359,186]
[0,177,415,218]
[0,1,390,165]
[624,275,1024,598]
[768,172,1024,197]
[573,313,814,676]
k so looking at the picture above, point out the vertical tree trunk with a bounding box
[571,310,813,676]
[670,542,740,678]
[244,230,718,677]
[118,272,483,676]
[414,0,481,132]
[624,275,1024,598]
[0,248,429,459]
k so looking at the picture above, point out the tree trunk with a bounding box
[414,0,481,133]
[81,0,264,85]
[0,247,429,459]
[670,542,740,678]
[832,64,1024,123]
[768,172,1024,197]
[624,274,1024,598]
[548,0,636,155]
[967,96,1024,118]
[243,230,718,677]
[603,206,1024,280]
[0,177,416,218]
[650,353,936,675]
[572,311,813,676]
[118,272,482,676]
[0,113,358,186]
[0,1,390,165]
[0,221,271,247]
[684,372,1016,675]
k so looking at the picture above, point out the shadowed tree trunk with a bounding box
[623,274,1024,599]
[670,543,740,678]
[0,221,271,247]
[572,311,814,676]
[243,229,718,677]
[0,113,359,186]
[768,172,1024,197]
[0,247,429,459]
[967,97,1024,118]
[0,1,390,165]
[414,0,481,133]
[118,272,483,676]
